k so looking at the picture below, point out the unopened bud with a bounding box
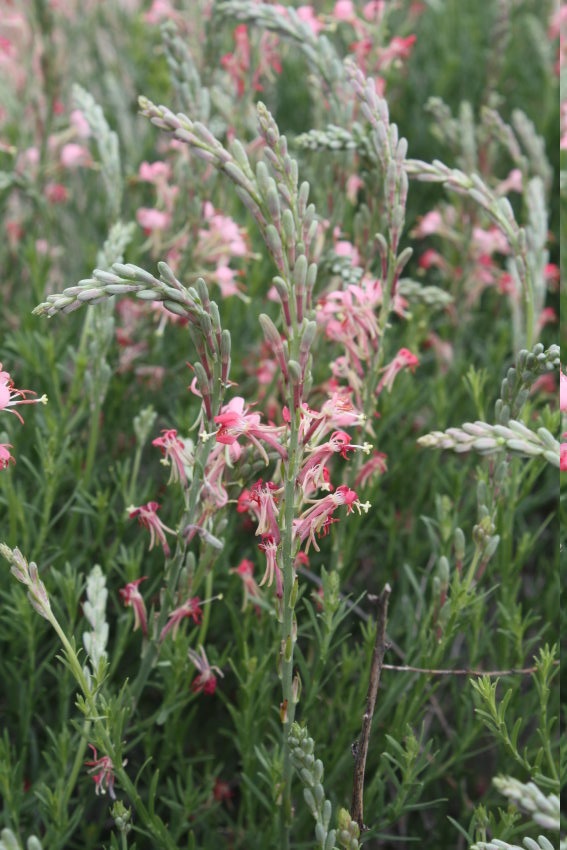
[292,671,302,703]
[196,277,210,312]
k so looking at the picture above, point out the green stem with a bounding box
[47,614,178,850]
[279,408,300,850]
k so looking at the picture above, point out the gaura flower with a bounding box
[230,558,262,611]
[119,577,149,635]
[152,429,193,485]
[293,485,369,552]
[188,645,224,695]
[0,363,47,424]
[212,396,287,463]
[0,443,15,470]
[159,596,203,642]
[258,534,283,598]
[127,502,175,557]
[85,746,120,800]
[376,348,419,395]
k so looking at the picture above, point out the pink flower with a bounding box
[188,645,223,695]
[213,396,287,463]
[346,174,364,204]
[0,443,15,469]
[496,168,523,195]
[293,485,362,552]
[60,143,91,169]
[85,746,117,799]
[363,1,385,21]
[159,596,203,641]
[119,577,149,635]
[561,436,567,472]
[128,501,175,557]
[230,558,261,610]
[560,370,567,412]
[354,450,388,489]
[297,5,324,34]
[45,182,68,204]
[376,348,419,395]
[258,535,283,598]
[139,160,171,183]
[377,34,416,69]
[412,210,444,238]
[0,363,47,424]
[152,429,192,485]
[70,109,90,138]
[136,207,171,233]
[333,0,357,22]
[250,479,281,542]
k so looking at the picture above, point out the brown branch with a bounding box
[351,582,391,830]
[381,662,559,677]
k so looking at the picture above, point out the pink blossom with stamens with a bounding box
[258,535,283,598]
[0,443,15,469]
[85,746,117,799]
[214,396,288,462]
[152,429,192,485]
[293,485,359,552]
[159,596,203,642]
[188,645,223,694]
[376,349,419,395]
[119,577,149,635]
[561,435,567,472]
[250,479,281,543]
[354,450,387,489]
[128,501,175,556]
[0,363,46,424]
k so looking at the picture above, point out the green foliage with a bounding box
[0,1,560,849]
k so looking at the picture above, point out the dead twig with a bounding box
[381,662,558,676]
[351,582,391,830]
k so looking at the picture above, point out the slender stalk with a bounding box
[47,614,179,850]
[279,409,300,849]
[351,583,391,829]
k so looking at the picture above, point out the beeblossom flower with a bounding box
[159,596,203,641]
[85,746,119,799]
[0,363,47,424]
[128,502,175,557]
[152,429,193,485]
[188,645,223,695]
[376,348,419,395]
[293,485,365,552]
[0,443,15,469]
[354,450,388,489]
[258,535,283,597]
[212,396,287,463]
[119,577,149,635]
[230,558,261,611]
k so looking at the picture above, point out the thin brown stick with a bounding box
[381,662,558,676]
[351,582,391,830]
